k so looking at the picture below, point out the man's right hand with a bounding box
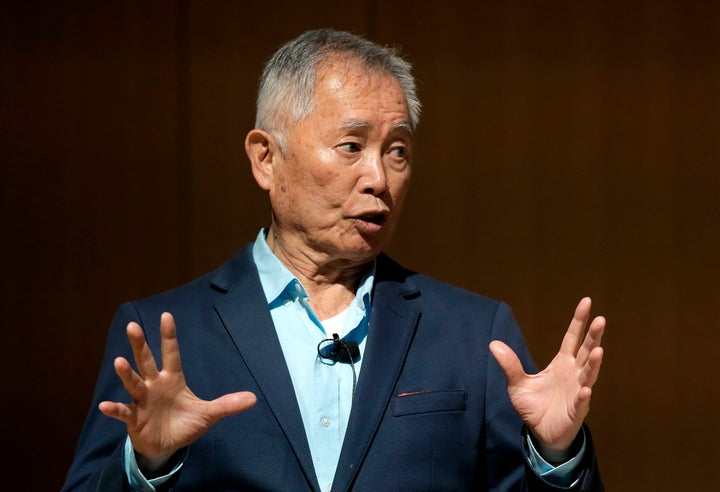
[98,312,257,473]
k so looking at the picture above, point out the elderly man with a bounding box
[62,28,605,491]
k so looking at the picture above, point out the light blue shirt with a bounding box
[124,228,584,490]
[253,229,372,491]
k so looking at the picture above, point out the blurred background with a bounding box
[2,1,719,490]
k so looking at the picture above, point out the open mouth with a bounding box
[357,213,386,225]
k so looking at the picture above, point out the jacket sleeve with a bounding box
[60,303,145,492]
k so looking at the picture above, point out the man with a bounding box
[62,28,606,491]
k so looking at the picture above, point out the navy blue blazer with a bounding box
[62,244,602,491]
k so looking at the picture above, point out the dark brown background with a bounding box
[2,1,719,490]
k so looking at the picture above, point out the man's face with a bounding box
[268,59,413,265]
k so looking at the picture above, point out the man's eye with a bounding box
[389,146,407,159]
[339,142,361,152]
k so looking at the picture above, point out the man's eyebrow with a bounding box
[338,120,413,135]
[393,122,413,135]
[339,120,372,131]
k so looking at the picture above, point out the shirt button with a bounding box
[283,299,292,307]
[321,416,331,427]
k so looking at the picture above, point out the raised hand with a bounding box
[489,297,605,461]
[98,312,257,472]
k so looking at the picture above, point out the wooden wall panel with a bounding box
[2,1,719,490]
[1,2,184,489]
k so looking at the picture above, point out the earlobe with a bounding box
[245,129,276,190]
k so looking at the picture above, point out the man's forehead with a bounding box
[316,56,397,92]
[315,67,408,107]
[309,58,412,132]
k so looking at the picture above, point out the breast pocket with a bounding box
[392,389,467,417]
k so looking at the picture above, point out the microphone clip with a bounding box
[317,333,360,364]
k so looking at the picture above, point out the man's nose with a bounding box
[359,153,388,196]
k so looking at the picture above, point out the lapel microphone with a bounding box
[317,333,360,363]
[317,333,360,397]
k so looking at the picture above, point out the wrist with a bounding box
[134,449,182,478]
[529,430,583,465]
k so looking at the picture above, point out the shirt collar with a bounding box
[251,228,376,311]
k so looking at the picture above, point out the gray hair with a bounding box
[255,28,421,154]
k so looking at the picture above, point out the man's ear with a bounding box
[245,129,279,190]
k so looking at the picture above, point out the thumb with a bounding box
[209,391,258,421]
[489,340,526,387]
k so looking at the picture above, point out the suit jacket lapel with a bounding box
[211,247,319,490]
[332,256,421,491]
